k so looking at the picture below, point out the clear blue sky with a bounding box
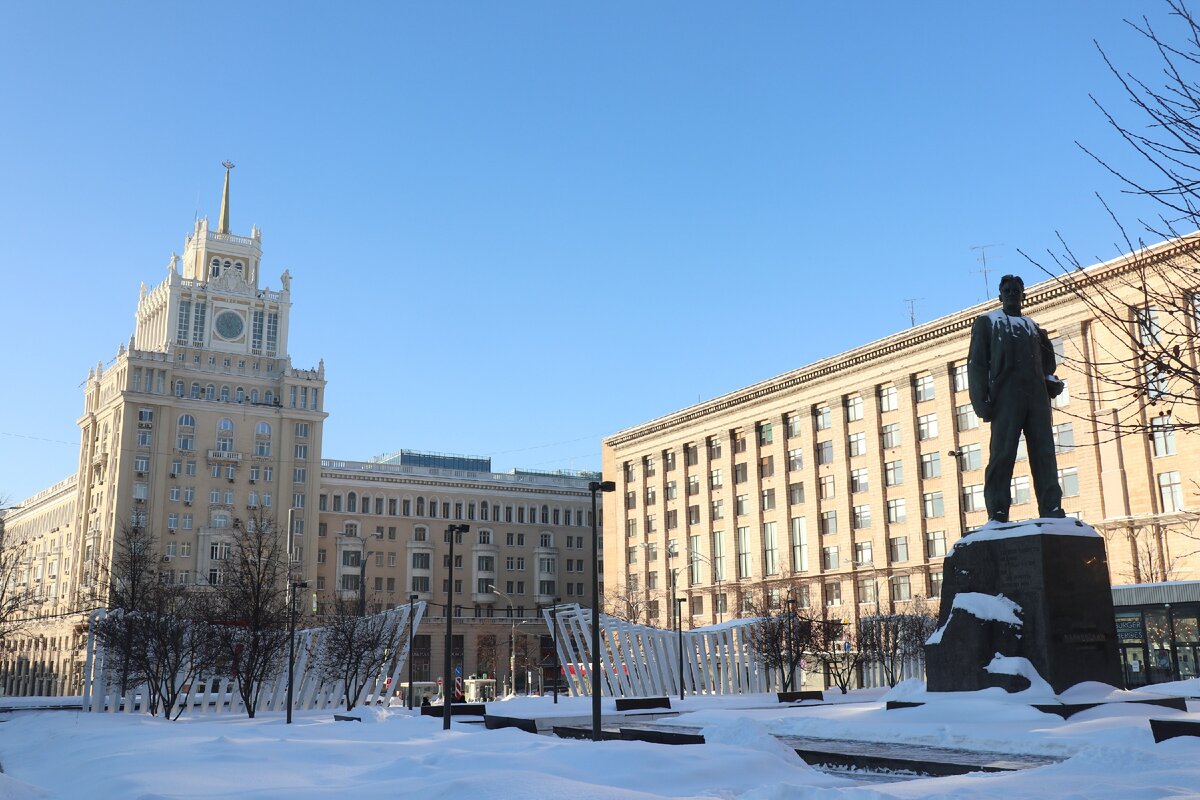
[0,1,1174,502]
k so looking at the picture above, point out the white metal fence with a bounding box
[81,602,425,715]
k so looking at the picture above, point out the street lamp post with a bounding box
[407,593,418,710]
[550,597,562,704]
[489,585,518,696]
[442,524,469,731]
[588,479,616,742]
[286,578,308,724]
[674,574,687,702]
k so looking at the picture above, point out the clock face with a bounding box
[214,310,245,340]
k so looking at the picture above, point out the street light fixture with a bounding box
[443,523,469,731]
[674,594,687,702]
[489,585,519,696]
[588,479,616,742]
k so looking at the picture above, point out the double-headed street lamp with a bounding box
[442,523,469,731]
[588,479,616,742]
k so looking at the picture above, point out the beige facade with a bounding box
[0,171,599,696]
[602,237,1200,634]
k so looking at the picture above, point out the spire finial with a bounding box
[217,161,234,234]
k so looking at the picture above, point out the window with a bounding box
[816,441,834,465]
[1052,378,1070,408]
[879,385,898,412]
[758,422,774,445]
[711,499,724,520]
[953,364,969,392]
[687,476,699,496]
[684,444,698,466]
[644,455,656,476]
[891,575,912,602]
[711,532,726,581]
[736,494,750,516]
[645,485,656,504]
[887,497,906,524]
[1160,471,1184,512]
[688,505,700,525]
[1011,476,1031,506]
[787,448,803,471]
[929,571,944,597]
[666,480,677,500]
[852,504,871,529]
[1059,467,1080,498]
[850,468,869,493]
[710,468,723,489]
[664,450,676,471]
[927,530,947,558]
[962,484,985,513]
[788,482,805,505]
[666,509,678,529]
[627,547,638,565]
[885,460,903,487]
[759,455,774,478]
[915,374,935,402]
[821,546,839,571]
[736,527,751,579]
[215,418,234,452]
[762,522,779,575]
[819,475,835,500]
[786,413,803,438]
[625,491,637,510]
[923,491,945,519]
[820,510,837,535]
[824,581,842,606]
[889,535,908,563]
[845,395,864,421]
[761,488,776,511]
[957,443,982,471]
[1136,305,1162,345]
[917,413,938,441]
[814,406,832,431]
[857,577,877,605]
[848,432,867,457]
[412,552,430,569]
[1152,415,1177,457]
[920,452,941,479]
[882,424,900,449]
[1053,423,1074,454]
[790,517,808,572]
[955,404,980,432]
[707,436,723,460]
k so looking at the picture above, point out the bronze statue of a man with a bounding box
[967,274,1066,523]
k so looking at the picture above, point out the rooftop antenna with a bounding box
[903,298,922,327]
[970,244,1002,295]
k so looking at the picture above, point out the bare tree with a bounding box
[809,610,867,695]
[746,590,814,692]
[857,597,940,688]
[213,508,291,718]
[476,634,498,678]
[0,504,33,649]
[603,582,654,625]
[312,597,406,711]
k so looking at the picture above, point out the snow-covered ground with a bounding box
[1,681,1198,799]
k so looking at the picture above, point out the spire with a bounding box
[217,160,234,234]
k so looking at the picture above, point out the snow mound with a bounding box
[927,592,1022,644]
[986,654,1055,697]
[701,718,810,767]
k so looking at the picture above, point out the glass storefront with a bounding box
[1115,603,1200,687]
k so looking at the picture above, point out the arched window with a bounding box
[211,257,221,277]
[174,380,184,397]
[480,503,489,522]
[416,497,425,516]
[205,384,215,401]
[220,385,230,402]
[347,492,357,513]
[178,414,195,428]
[236,387,245,403]
[265,390,274,405]
[250,389,259,403]
[212,512,231,529]
[176,415,195,451]
[223,260,231,272]
[234,261,244,273]
[541,505,550,525]
[216,418,234,452]
[191,382,201,399]
[414,526,428,542]
[256,422,271,437]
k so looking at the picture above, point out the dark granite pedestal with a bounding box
[925,519,1122,694]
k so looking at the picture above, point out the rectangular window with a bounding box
[687,476,699,496]
[759,455,774,478]
[920,452,941,479]
[736,494,749,516]
[917,413,938,441]
[786,413,803,438]
[688,505,700,525]
[684,444,698,466]
[266,311,279,354]
[850,468,869,493]
[929,571,943,597]
[885,460,903,487]
[881,424,900,449]
[1159,471,1184,512]
[962,484,985,513]
[711,532,726,581]
[788,482,805,505]
[819,475,835,500]
[251,310,264,352]
[761,488,776,511]
[787,448,803,471]
[955,404,980,432]
[821,545,839,571]
[889,535,908,563]
[816,441,834,465]
[1152,415,1177,457]
[762,521,779,575]
[923,491,945,519]
[666,480,677,500]
[915,374,935,402]
[708,436,723,460]
[852,504,871,529]
[824,581,842,606]
[176,300,191,344]
[958,443,982,471]
[192,301,207,343]
[758,422,774,445]
[820,510,837,535]
[1053,423,1074,453]
[814,406,832,431]
[1059,467,1080,498]
[857,577,876,605]
[887,497,906,524]
[845,395,864,421]
[710,468,723,489]
[734,462,748,483]
[1011,476,1031,506]
[879,384,898,412]
[790,517,808,572]
[711,499,724,520]
[891,574,912,602]
[736,527,751,579]
[953,364,969,392]
[848,432,866,457]
[927,530,947,558]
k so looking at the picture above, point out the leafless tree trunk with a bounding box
[746,589,813,692]
[0,506,33,651]
[809,610,866,695]
[312,597,406,711]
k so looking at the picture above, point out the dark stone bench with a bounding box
[615,696,671,711]
[1150,718,1200,743]
[886,700,926,711]
[420,703,487,717]
[1033,696,1187,720]
[618,727,704,745]
[483,714,538,733]
[333,713,362,722]
[777,690,824,703]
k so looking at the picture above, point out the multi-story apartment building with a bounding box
[0,170,599,696]
[602,236,1200,637]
